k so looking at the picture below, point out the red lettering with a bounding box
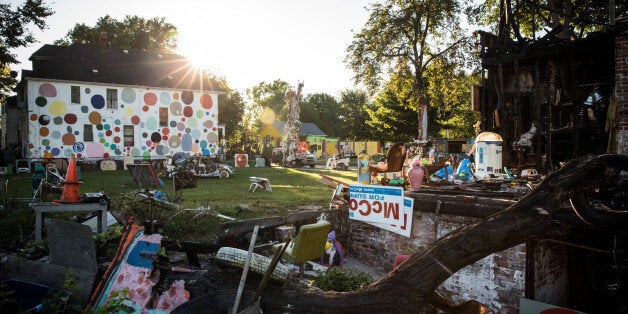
[358,200,371,216]
[372,201,382,214]
[384,202,399,220]
[349,199,357,211]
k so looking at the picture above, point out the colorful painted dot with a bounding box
[91,95,105,109]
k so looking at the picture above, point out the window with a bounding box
[123,125,134,146]
[83,124,93,141]
[106,89,118,109]
[71,86,80,104]
[159,108,168,127]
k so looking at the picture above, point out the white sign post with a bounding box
[348,184,413,237]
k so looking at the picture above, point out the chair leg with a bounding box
[299,263,304,277]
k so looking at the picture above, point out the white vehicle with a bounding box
[326,154,350,170]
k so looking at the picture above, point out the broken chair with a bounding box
[271,221,330,276]
[368,142,407,173]
[249,177,272,192]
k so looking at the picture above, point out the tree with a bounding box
[259,154,623,312]
[247,80,290,122]
[54,15,177,53]
[301,93,343,137]
[0,0,53,100]
[339,89,374,140]
[467,0,626,41]
[425,59,480,138]
[346,0,470,140]
[218,89,245,145]
[366,76,418,143]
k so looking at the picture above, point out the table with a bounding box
[29,202,108,240]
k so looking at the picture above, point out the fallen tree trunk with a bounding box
[262,154,623,313]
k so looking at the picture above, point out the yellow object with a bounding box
[272,222,330,276]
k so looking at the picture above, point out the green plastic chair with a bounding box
[272,221,331,276]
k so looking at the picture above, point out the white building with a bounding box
[7,44,224,162]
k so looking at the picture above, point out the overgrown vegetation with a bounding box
[312,267,374,292]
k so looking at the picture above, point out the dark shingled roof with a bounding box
[272,121,327,136]
[24,44,224,92]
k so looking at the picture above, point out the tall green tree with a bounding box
[366,77,418,142]
[425,59,480,138]
[301,93,342,137]
[339,89,374,140]
[0,0,53,100]
[346,0,469,140]
[247,79,289,122]
[54,15,177,53]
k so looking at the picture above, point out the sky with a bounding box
[9,0,374,97]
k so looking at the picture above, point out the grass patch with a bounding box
[0,165,357,244]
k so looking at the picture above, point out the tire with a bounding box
[569,154,628,233]
[309,164,316,168]
[219,170,229,178]
[337,163,347,171]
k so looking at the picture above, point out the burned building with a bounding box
[478,14,627,169]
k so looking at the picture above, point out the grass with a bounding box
[0,164,358,244]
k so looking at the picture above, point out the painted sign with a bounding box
[366,197,414,237]
[348,184,405,225]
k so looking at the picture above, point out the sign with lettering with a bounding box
[348,184,405,225]
[366,197,414,237]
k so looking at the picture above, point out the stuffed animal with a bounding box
[320,231,344,267]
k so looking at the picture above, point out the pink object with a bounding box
[154,280,190,311]
[394,255,411,268]
[408,160,424,189]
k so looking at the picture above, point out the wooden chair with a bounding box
[368,142,407,173]
[272,221,330,276]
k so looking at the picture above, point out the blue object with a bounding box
[432,165,454,180]
[126,240,161,269]
[0,279,49,313]
[455,158,473,181]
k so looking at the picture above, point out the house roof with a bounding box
[23,44,225,92]
[272,121,327,136]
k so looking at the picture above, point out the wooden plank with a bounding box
[215,216,285,240]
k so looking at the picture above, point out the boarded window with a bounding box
[71,86,80,104]
[83,124,93,141]
[106,89,118,109]
[159,107,168,127]
[124,125,134,146]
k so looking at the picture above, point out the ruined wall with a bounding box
[345,211,526,313]
[532,240,569,307]
[615,17,628,155]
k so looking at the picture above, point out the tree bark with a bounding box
[261,154,621,313]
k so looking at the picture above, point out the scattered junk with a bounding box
[0,279,49,312]
[248,177,272,193]
[325,154,350,170]
[166,155,234,179]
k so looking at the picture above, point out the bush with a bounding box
[312,266,373,292]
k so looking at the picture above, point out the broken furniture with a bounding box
[367,143,407,182]
[30,202,108,240]
[271,221,331,276]
[248,177,272,192]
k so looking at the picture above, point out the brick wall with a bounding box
[344,210,526,313]
[616,16,628,154]
[532,240,570,306]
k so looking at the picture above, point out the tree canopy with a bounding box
[338,89,374,140]
[346,0,470,139]
[467,0,626,41]
[0,0,53,100]
[54,15,178,53]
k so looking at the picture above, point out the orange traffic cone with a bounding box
[56,154,82,203]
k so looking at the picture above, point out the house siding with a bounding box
[26,79,219,159]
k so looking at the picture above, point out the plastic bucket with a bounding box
[0,279,49,313]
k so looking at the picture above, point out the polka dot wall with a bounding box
[28,81,219,159]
